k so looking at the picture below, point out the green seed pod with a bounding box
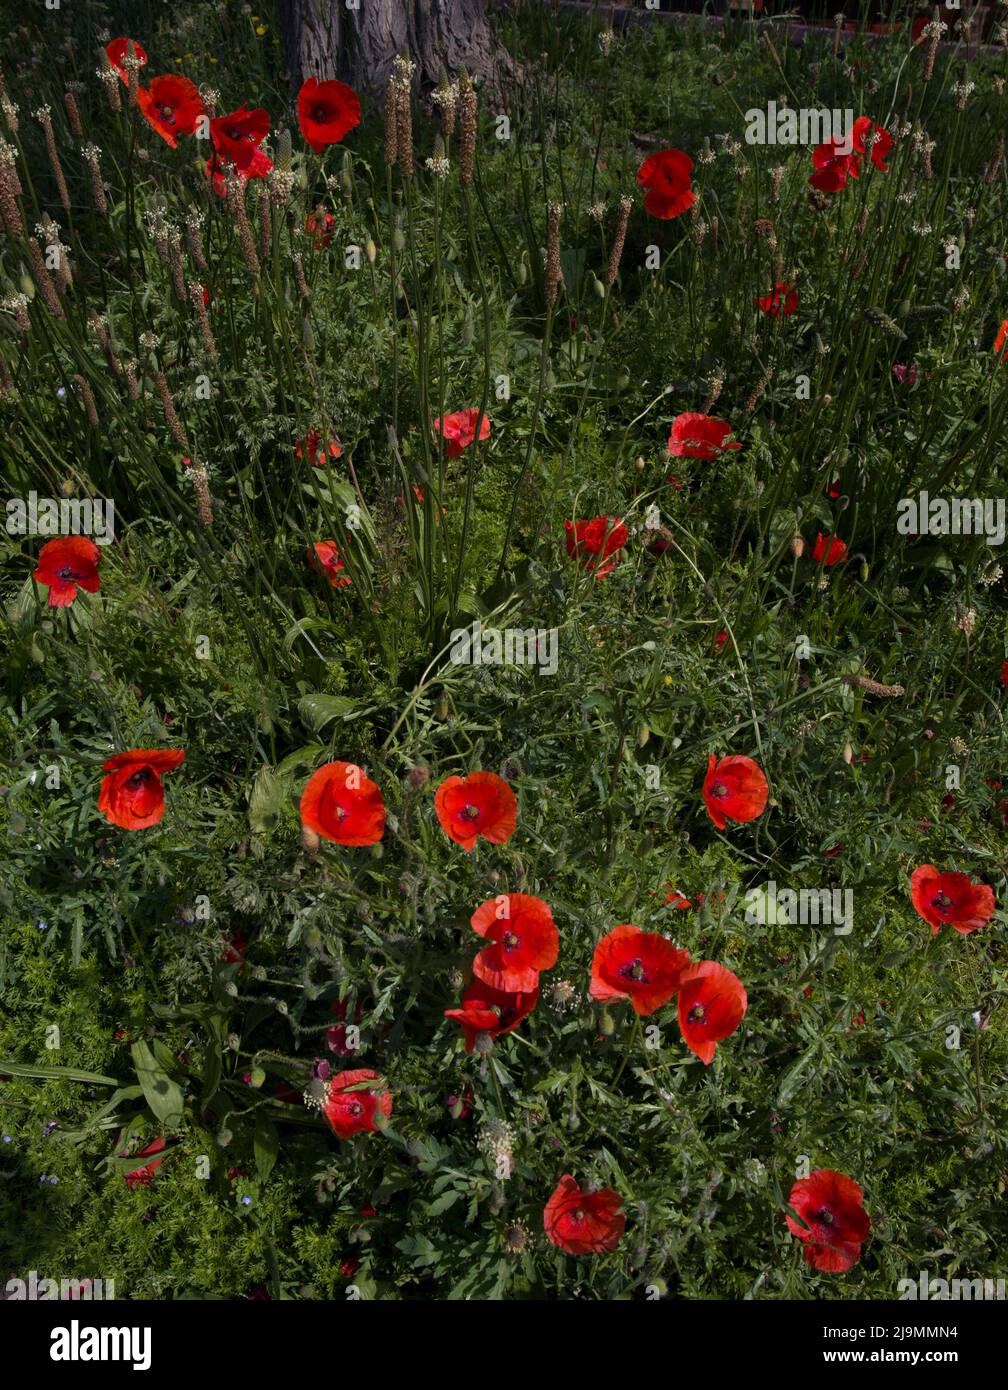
[249,1067,266,1089]
[364,237,377,264]
[516,255,528,286]
[860,559,869,582]
[30,640,44,664]
[637,723,650,748]
[301,316,314,350]
[599,1008,616,1037]
[590,271,605,299]
[393,222,406,253]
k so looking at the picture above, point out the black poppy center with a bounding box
[619,957,648,983]
[125,768,152,791]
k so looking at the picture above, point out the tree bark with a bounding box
[279,0,513,99]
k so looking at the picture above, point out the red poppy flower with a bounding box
[851,116,893,172]
[808,139,861,192]
[297,76,361,153]
[676,960,747,1063]
[222,930,247,964]
[812,533,847,566]
[210,104,270,175]
[755,281,798,318]
[703,754,768,830]
[544,1174,626,1255]
[434,771,517,851]
[309,540,351,588]
[444,978,539,1052]
[33,535,101,608]
[589,925,691,1017]
[664,887,692,909]
[304,208,335,249]
[995,320,1008,359]
[636,148,695,220]
[327,998,363,1057]
[122,1136,166,1190]
[910,864,996,936]
[322,1069,392,1139]
[105,37,148,84]
[205,144,273,198]
[667,412,741,460]
[98,748,185,830]
[137,74,204,147]
[300,760,385,846]
[470,893,559,993]
[786,1169,870,1273]
[434,408,491,459]
[297,431,341,465]
[1001,659,1008,688]
[564,515,628,579]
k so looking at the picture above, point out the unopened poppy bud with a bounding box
[637,723,650,748]
[364,237,376,264]
[474,1031,494,1055]
[249,1067,265,1089]
[301,316,314,350]
[60,479,75,498]
[30,639,44,664]
[516,256,528,286]
[226,1032,240,1051]
[842,742,854,764]
[790,533,805,557]
[301,824,320,855]
[407,765,430,790]
[860,560,869,582]
[648,1277,669,1296]
[371,842,383,859]
[599,1008,616,1036]
[635,456,646,471]
[590,271,605,298]
[435,697,450,721]
[393,224,406,253]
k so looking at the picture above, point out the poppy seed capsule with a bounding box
[842,743,854,764]
[790,534,804,557]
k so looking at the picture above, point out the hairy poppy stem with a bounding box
[611,1013,641,1089]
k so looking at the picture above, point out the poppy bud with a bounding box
[302,825,320,855]
[249,1067,265,1089]
[648,1277,668,1296]
[637,723,650,748]
[599,1008,616,1036]
[407,765,430,789]
[371,842,383,859]
[19,271,35,299]
[635,456,646,471]
[590,271,605,299]
[393,224,406,253]
[461,306,474,347]
[217,1126,233,1147]
[516,256,528,286]
[842,742,854,764]
[790,534,804,557]
[30,639,44,665]
[435,697,450,721]
[60,479,75,498]
[364,238,377,264]
[301,317,314,350]
[860,560,869,582]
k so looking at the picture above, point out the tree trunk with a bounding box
[278,0,513,99]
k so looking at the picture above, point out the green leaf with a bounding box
[297,693,356,733]
[254,1112,279,1183]
[248,765,286,834]
[130,1041,184,1128]
[0,1059,120,1086]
